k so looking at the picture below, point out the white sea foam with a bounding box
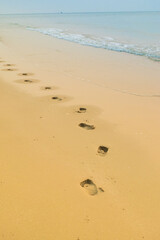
[27,27,160,61]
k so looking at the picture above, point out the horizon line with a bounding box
[0,10,160,15]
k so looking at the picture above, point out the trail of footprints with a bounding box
[0,60,109,196]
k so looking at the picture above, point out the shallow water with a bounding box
[0,12,160,61]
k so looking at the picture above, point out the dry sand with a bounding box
[0,26,160,240]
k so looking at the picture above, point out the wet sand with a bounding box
[0,26,160,240]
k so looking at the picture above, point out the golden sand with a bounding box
[0,26,160,240]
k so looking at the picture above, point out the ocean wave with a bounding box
[27,27,160,61]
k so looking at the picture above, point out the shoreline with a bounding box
[0,25,160,239]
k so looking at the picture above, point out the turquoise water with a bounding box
[1,12,160,61]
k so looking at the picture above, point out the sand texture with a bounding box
[0,25,160,240]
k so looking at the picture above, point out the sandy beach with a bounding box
[0,24,160,240]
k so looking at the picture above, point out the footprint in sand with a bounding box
[80,179,98,196]
[4,64,16,67]
[46,95,70,103]
[43,86,52,90]
[79,123,95,130]
[41,86,57,91]
[51,96,62,101]
[24,79,33,83]
[76,107,87,113]
[18,73,34,76]
[15,79,39,84]
[97,146,109,156]
[2,68,18,71]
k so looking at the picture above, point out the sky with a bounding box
[0,0,160,14]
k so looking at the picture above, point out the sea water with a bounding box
[0,12,160,61]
